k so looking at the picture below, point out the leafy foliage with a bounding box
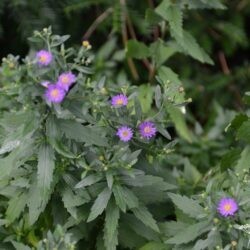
[0,0,250,249]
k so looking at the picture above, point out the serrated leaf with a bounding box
[37,143,55,196]
[113,185,139,212]
[87,187,112,222]
[165,221,210,244]
[28,175,53,225]
[173,31,213,64]
[124,213,160,241]
[126,40,150,59]
[132,206,160,233]
[6,192,27,223]
[156,2,183,37]
[104,199,120,250]
[59,120,108,147]
[168,193,204,218]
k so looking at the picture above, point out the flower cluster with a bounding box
[36,49,77,104]
[42,71,76,103]
[111,94,157,142]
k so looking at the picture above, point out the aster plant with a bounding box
[0,27,188,249]
[0,1,249,248]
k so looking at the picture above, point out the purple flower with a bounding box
[45,84,66,103]
[57,72,76,91]
[111,94,128,107]
[40,81,50,88]
[116,126,133,142]
[36,50,53,66]
[217,197,238,217]
[139,121,157,139]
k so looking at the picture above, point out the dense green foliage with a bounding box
[0,0,249,249]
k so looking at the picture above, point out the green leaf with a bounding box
[87,187,112,222]
[11,241,31,250]
[75,174,103,189]
[235,147,250,176]
[227,114,248,132]
[237,119,250,143]
[156,2,183,37]
[113,185,139,212]
[167,104,192,142]
[104,199,120,250]
[61,186,89,219]
[168,193,204,218]
[121,215,159,244]
[139,242,170,250]
[37,143,55,196]
[181,0,226,10]
[220,148,241,171]
[59,120,108,147]
[159,221,188,237]
[183,158,201,184]
[166,221,210,244]
[28,175,53,225]
[145,8,162,25]
[0,140,20,155]
[173,31,213,64]
[53,140,76,158]
[121,174,175,190]
[126,40,150,59]
[150,40,176,67]
[132,206,160,233]
[137,84,154,113]
[6,192,27,223]
[155,85,162,109]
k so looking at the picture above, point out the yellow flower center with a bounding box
[116,99,123,105]
[144,127,151,133]
[61,76,69,84]
[224,204,231,211]
[39,55,47,63]
[122,131,129,137]
[51,89,59,98]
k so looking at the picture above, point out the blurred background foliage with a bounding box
[0,0,249,186]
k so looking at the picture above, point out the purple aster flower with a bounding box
[36,50,53,66]
[217,197,238,217]
[57,72,77,91]
[111,94,128,107]
[45,84,66,103]
[116,126,133,142]
[139,121,157,139]
[40,81,50,88]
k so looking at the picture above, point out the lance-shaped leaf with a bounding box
[87,187,112,222]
